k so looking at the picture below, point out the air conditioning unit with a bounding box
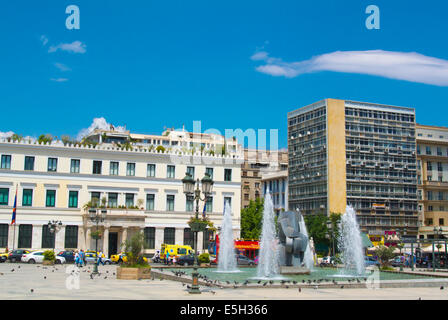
[385,148,389,154]
[307,131,311,135]
[361,161,366,166]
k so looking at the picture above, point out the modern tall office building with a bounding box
[288,99,418,237]
[416,124,448,240]
[0,127,242,256]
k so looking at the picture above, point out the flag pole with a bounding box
[12,184,18,251]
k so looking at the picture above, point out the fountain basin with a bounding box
[280,266,311,275]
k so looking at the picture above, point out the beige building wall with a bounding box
[326,98,347,215]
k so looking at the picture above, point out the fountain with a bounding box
[337,205,365,275]
[299,214,314,270]
[217,201,239,273]
[256,192,280,278]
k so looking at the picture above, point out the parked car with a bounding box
[177,254,195,266]
[8,249,31,263]
[390,256,404,267]
[58,250,75,263]
[236,254,255,266]
[364,256,380,266]
[111,252,147,264]
[21,251,66,264]
[0,252,9,263]
[84,252,112,265]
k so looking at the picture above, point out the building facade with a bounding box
[0,130,242,257]
[416,124,448,240]
[241,149,288,209]
[288,99,418,237]
[261,170,288,215]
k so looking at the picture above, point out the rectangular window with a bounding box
[1,155,11,169]
[437,147,443,156]
[183,228,194,247]
[92,160,102,174]
[203,229,212,250]
[125,193,134,208]
[206,196,213,213]
[166,195,175,211]
[144,227,155,249]
[110,162,119,175]
[41,225,55,249]
[22,189,33,206]
[206,167,214,179]
[70,159,80,173]
[147,164,156,177]
[167,165,175,178]
[438,162,443,172]
[224,196,232,209]
[126,163,135,176]
[47,158,58,172]
[187,166,195,179]
[91,192,100,207]
[0,224,8,248]
[108,193,118,208]
[426,146,432,155]
[163,227,175,245]
[224,169,232,181]
[427,162,432,171]
[146,194,155,211]
[0,188,9,205]
[186,195,194,212]
[18,225,32,248]
[24,156,35,171]
[46,190,56,207]
[64,226,78,249]
[68,191,78,208]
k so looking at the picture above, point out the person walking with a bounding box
[166,250,170,265]
[75,250,80,267]
[79,249,85,267]
[97,251,104,266]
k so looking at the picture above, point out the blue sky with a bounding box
[0,0,447,149]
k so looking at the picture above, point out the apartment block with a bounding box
[288,99,418,237]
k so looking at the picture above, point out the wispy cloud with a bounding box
[48,41,86,54]
[50,78,69,82]
[54,62,71,72]
[40,35,49,46]
[251,50,448,86]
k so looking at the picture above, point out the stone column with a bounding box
[155,227,164,251]
[86,227,92,251]
[8,224,18,250]
[103,226,109,257]
[32,224,43,250]
[55,225,66,251]
[78,227,85,250]
[197,231,204,255]
[175,228,183,246]
[121,227,128,248]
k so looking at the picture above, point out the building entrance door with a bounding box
[108,232,118,256]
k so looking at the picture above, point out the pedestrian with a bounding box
[173,255,177,265]
[166,250,170,265]
[79,249,85,267]
[75,250,80,267]
[97,251,104,266]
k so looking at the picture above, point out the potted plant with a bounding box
[91,230,102,240]
[43,250,56,265]
[116,232,151,280]
[188,216,211,233]
[198,253,210,267]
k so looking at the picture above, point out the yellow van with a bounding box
[160,244,194,263]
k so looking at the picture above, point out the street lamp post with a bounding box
[433,226,442,272]
[47,220,62,252]
[89,208,107,275]
[182,172,213,294]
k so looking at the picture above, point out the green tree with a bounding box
[38,134,53,144]
[376,245,395,269]
[303,213,329,248]
[122,232,146,267]
[241,198,264,239]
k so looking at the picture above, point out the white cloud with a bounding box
[252,50,448,86]
[40,35,49,46]
[77,117,127,141]
[54,62,71,72]
[0,131,14,139]
[48,41,86,54]
[50,78,69,82]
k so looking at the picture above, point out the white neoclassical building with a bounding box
[0,130,242,257]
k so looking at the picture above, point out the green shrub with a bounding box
[43,250,56,261]
[198,253,210,264]
[122,232,147,268]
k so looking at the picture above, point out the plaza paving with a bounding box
[0,263,448,300]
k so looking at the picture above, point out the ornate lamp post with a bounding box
[89,208,107,275]
[47,220,62,252]
[182,172,213,294]
[433,226,442,271]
